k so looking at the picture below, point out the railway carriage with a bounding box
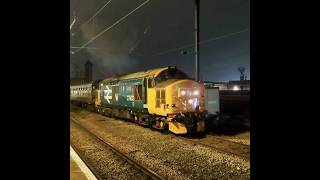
[70,66,207,134]
[70,83,93,106]
[70,81,101,108]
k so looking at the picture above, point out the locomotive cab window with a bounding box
[155,68,190,84]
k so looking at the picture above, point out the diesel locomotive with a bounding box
[70,66,208,134]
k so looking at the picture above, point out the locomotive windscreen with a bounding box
[155,68,190,84]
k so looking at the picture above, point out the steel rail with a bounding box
[71,118,166,180]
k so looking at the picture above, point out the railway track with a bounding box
[71,143,103,180]
[71,118,165,180]
[174,135,250,161]
[71,105,249,161]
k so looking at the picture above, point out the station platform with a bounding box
[70,146,97,180]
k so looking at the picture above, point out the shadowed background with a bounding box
[70,0,250,81]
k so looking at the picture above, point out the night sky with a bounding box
[70,0,250,82]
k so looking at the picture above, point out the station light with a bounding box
[181,90,186,96]
[193,90,199,95]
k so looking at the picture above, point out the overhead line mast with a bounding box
[194,0,200,81]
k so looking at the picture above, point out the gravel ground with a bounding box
[71,120,150,180]
[217,132,250,146]
[187,135,250,159]
[71,105,250,179]
[224,138,250,146]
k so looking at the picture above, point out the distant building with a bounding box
[213,82,228,90]
[202,81,227,90]
[201,80,250,91]
[227,80,250,91]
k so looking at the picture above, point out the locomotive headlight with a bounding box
[193,90,199,96]
[181,90,186,96]
[233,85,239,91]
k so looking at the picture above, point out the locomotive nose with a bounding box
[169,80,205,112]
[166,80,206,134]
[179,90,200,109]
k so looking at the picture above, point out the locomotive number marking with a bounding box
[127,95,134,101]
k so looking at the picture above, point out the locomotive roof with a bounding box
[101,66,174,83]
[70,83,92,88]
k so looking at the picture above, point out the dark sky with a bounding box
[70,0,250,82]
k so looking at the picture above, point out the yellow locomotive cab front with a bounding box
[148,77,206,134]
[166,79,206,134]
